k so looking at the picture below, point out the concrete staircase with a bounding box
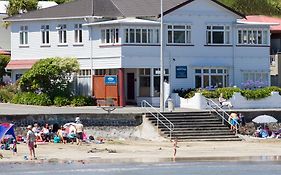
[145,111,242,141]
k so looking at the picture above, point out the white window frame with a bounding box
[237,28,268,45]
[242,71,269,85]
[194,68,229,89]
[41,25,50,45]
[74,24,83,44]
[57,24,67,44]
[19,26,28,45]
[167,24,192,44]
[124,28,159,44]
[101,28,119,44]
[206,25,231,45]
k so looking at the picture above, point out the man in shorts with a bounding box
[75,117,84,145]
[27,125,36,160]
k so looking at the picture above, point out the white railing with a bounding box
[141,100,174,138]
[206,98,239,134]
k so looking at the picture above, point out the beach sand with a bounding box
[1,136,281,163]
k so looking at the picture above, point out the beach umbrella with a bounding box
[252,115,277,124]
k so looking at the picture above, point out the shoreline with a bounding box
[1,136,281,164]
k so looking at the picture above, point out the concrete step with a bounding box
[148,118,220,122]
[177,137,242,142]
[169,135,241,140]
[158,123,226,128]
[163,130,233,134]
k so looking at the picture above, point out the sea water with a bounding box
[1,157,281,175]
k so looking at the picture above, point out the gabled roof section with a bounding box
[5,0,245,21]
[162,0,245,18]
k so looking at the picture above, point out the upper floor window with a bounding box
[168,25,191,44]
[206,25,230,45]
[237,29,268,45]
[125,28,159,44]
[57,24,67,44]
[74,24,83,43]
[19,26,28,45]
[41,25,50,45]
[101,28,119,44]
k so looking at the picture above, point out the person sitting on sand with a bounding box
[57,126,67,144]
[67,130,76,144]
[11,139,17,155]
[32,123,42,141]
[41,123,50,142]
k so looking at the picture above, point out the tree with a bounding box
[6,0,38,16]
[0,55,11,84]
[18,57,79,99]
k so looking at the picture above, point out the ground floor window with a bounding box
[242,71,268,88]
[195,68,228,89]
[139,68,169,97]
[94,69,118,75]
[78,69,91,77]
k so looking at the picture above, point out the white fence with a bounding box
[171,92,281,110]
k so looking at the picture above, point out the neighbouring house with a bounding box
[4,0,273,106]
[0,1,58,51]
[241,15,281,87]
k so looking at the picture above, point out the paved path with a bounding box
[1,103,281,115]
[0,103,198,115]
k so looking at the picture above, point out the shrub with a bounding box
[241,88,272,100]
[173,88,196,98]
[71,96,88,106]
[53,96,70,106]
[201,89,219,98]
[18,57,79,100]
[11,92,52,106]
[0,84,18,103]
[216,87,241,99]
[85,96,95,106]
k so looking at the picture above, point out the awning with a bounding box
[6,59,38,70]
[0,49,10,55]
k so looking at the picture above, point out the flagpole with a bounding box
[160,0,165,112]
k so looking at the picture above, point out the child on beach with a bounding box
[11,139,17,155]
[172,138,178,161]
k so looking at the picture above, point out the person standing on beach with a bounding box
[172,138,178,161]
[75,117,84,145]
[26,125,36,160]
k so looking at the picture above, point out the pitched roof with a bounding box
[5,0,245,21]
[241,15,281,33]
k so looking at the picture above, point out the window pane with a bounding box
[211,75,223,88]
[174,25,185,29]
[142,29,147,43]
[203,69,209,73]
[238,30,242,44]
[125,29,129,43]
[154,76,160,97]
[195,75,202,88]
[115,29,119,43]
[212,26,224,30]
[263,31,268,44]
[195,69,201,74]
[136,29,141,43]
[217,69,223,74]
[173,31,185,43]
[186,31,191,43]
[211,69,216,74]
[130,29,135,43]
[258,31,262,44]
[243,30,247,44]
[139,77,150,97]
[213,31,224,44]
[168,31,172,43]
[106,29,110,43]
[203,75,209,88]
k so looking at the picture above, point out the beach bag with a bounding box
[53,136,61,143]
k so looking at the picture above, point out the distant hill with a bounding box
[219,0,281,17]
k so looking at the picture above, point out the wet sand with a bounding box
[1,135,281,164]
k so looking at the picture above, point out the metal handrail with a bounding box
[141,100,174,139]
[206,98,239,134]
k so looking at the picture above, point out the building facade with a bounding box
[5,0,271,106]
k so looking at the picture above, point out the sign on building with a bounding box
[176,66,187,78]
[104,75,118,85]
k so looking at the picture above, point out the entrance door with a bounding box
[127,73,135,101]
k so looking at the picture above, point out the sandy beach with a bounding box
[1,135,281,164]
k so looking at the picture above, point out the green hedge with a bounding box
[54,96,70,107]
[71,96,88,106]
[12,92,52,106]
[178,86,281,100]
